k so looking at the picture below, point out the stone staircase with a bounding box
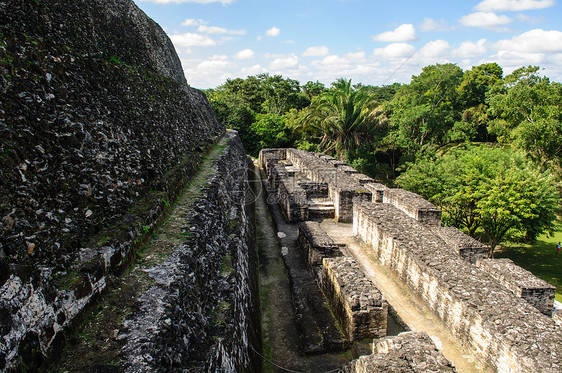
[308,197,335,219]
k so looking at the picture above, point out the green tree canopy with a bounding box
[396,145,560,255]
[487,66,562,174]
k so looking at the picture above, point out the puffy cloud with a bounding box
[460,12,512,29]
[197,25,245,35]
[494,29,562,53]
[302,46,330,57]
[418,40,450,58]
[266,27,281,37]
[475,0,554,12]
[234,49,255,60]
[182,55,236,88]
[453,39,488,57]
[182,19,204,27]
[269,54,299,70]
[420,18,451,32]
[170,32,216,52]
[140,0,236,4]
[241,64,268,76]
[373,24,418,42]
[374,43,416,59]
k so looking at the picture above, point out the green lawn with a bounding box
[496,219,562,302]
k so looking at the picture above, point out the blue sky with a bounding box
[133,0,562,89]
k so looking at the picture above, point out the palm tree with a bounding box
[301,79,384,160]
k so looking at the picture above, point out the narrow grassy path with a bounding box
[50,134,230,372]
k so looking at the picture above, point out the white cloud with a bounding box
[494,29,562,53]
[460,12,512,29]
[234,49,255,60]
[197,25,245,35]
[269,54,299,70]
[418,40,450,58]
[374,43,416,58]
[302,46,330,57]
[475,0,555,12]
[266,27,281,37]
[420,18,451,32]
[140,0,236,4]
[515,13,545,23]
[453,39,488,57]
[241,64,268,76]
[182,56,236,88]
[170,32,217,52]
[182,19,204,27]
[373,24,418,42]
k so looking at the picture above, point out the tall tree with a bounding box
[487,66,562,173]
[301,79,384,160]
[388,63,464,155]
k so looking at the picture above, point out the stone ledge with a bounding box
[297,221,343,279]
[476,258,555,316]
[383,188,441,226]
[433,226,490,263]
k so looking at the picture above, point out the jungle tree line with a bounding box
[205,64,561,253]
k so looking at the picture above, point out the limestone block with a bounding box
[277,178,308,222]
[476,258,556,316]
[433,226,490,263]
[258,148,287,173]
[383,188,442,226]
[322,257,387,342]
[364,183,388,203]
[350,173,376,186]
[297,221,343,277]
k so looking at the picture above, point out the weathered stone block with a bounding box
[476,258,556,316]
[322,257,387,342]
[297,221,343,278]
[258,148,287,173]
[383,188,442,226]
[350,173,376,186]
[433,226,490,263]
[364,183,388,203]
[277,177,308,222]
[346,331,456,372]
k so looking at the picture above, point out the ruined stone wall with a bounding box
[353,201,562,372]
[0,1,260,371]
[346,332,456,372]
[122,132,259,372]
[322,257,387,342]
[476,258,555,316]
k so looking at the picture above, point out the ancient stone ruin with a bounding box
[260,147,562,372]
[2,0,561,372]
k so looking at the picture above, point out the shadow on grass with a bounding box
[496,220,562,302]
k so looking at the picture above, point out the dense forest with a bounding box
[205,63,562,252]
